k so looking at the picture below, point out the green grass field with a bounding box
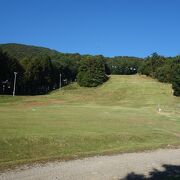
[0,75,180,169]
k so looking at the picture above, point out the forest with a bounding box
[0,43,179,96]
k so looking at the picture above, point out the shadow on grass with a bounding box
[122,164,180,180]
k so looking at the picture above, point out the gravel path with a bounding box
[1,148,180,180]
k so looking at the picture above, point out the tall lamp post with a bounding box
[59,73,62,89]
[13,72,17,96]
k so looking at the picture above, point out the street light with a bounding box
[59,73,62,89]
[13,72,17,96]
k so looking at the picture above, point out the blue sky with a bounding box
[1,0,180,57]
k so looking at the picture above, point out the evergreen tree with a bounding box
[24,55,54,94]
[77,56,108,87]
[146,53,166,77]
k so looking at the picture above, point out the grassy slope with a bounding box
[0,75,180,169]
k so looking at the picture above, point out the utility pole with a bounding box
[13,72,17,96]
[59,73,62,89]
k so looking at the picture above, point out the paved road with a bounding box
[1,148,180,180]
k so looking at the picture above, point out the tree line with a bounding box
[0,44,179,96]
[138,53,180,96]
[106,56,143,75]
[0,49,80,95]
[0,44,142,94]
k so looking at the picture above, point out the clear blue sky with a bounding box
[1,0,180,57]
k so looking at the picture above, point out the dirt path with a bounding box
[1,148,180,180]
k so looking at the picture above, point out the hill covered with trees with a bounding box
[0,44,81,94]
[0,43,179,96]
[0,43,60,60]
[0,43,142,94]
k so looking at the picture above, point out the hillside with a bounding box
[0,75,179,169]
[0,43,142,61]
[0,43,145,95]
[0,43,83,95]
[0,43,61,60]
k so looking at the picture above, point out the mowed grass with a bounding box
[0,75,180,169]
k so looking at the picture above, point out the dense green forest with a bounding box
[0,43,179,96]
[138,53,180,96]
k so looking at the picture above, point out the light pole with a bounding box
[59,73,62,89]
[13,72,17,96]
